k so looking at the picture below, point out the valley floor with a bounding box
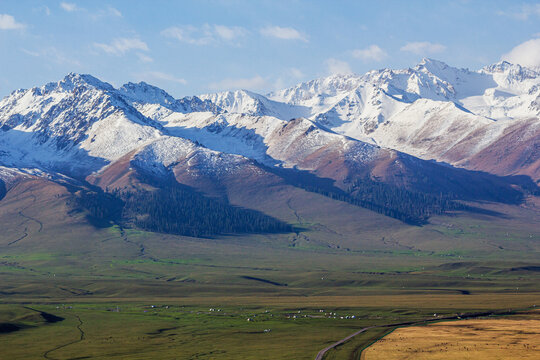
[0,188,539,359]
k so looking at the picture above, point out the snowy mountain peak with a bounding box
[199,89,310,119]
[200,89,263,105]
[119,81,177,106]
[56,73,114,92]
[267,73,363,108]
[481,60,539,82]
[483,60,513,72]
[117,81,221,118]
[416,58,451,71]
[482,60,525,74]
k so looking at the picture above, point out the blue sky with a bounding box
[1,0,540,98]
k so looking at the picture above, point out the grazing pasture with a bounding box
[0,184,539,359]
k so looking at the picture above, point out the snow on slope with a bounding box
[0,73,384,187]
[199,89,310,120]
[130,135,254,180]
[0,74,163,175]
[370,99,494,159]
[266,59,540,174]
[153,110,381,171]
[118,81,220,121]
[1,58,539,185]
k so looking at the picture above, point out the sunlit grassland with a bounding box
[362,311,540,360]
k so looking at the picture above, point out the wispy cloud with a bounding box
[501,38,540,68]
[272,68,305,91]
[21,47,80,65]
[260,26,308,42]
[34,6,51,16]
[21,48,40,57]
[90,6,123,20]
[161,24,247,45]
[161,25,211,45]
[352,45,388,62]
[60,2,80,12]
[0,14,26,30]
[498,4,540,20]
[400,41,446,55]
[289,68,304,79]
[325,58,352,75]
[94,38,149,55]
[60,3,121,19]
[136,53,153,63]
[106,6,122,17]
[139,71,187,85]
[209,75,268,91]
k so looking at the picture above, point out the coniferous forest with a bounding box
[72,185,292,237]
[118,187,292,237]
[346,177,465,224]
[301,180,464,225]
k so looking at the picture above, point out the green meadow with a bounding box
[1,188,539,359]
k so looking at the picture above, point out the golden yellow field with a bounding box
[363,316,540,359]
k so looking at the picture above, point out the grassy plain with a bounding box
[0,182,539,359]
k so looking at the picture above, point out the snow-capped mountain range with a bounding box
[207,58,540,180]
[0,58,538,209]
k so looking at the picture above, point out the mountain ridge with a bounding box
[0,59,538,235]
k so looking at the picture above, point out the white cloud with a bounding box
[140,71,187,85]
[325,58,352,75]
[0,14,26,30]
[161,25,209,45]
[501,38,540,68]
[94,38,149,55]
[352,45,388,62]
[60,2,79,12]
[209,75,268,91]
[400,41,446,55]
[136,53,153,63]
[260,26,308,42]
[161,24,247,45]
[214,25,247,40]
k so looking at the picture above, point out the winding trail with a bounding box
[18,210,43,233]
[118,226,153,259]
[286,198,315,248]
[7,226,28,245]
[286,198,302,224]
[7,191,42,246]
[313,309,519,360]
[43,314,85,360]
